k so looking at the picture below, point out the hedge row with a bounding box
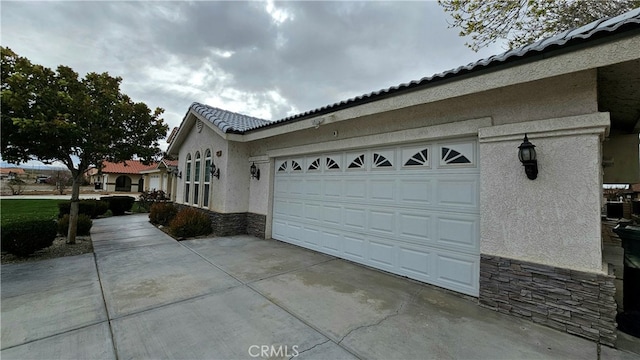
[1,220,57,257]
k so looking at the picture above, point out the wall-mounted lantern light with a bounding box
[210,162,220,179]
[250,162,260,180]
[170,168,182,179]
[518,134,538,180]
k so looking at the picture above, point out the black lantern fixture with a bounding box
[250,162,260,180]
[210,162,220,179]
[171,168,182,179]
[518,134,538,180]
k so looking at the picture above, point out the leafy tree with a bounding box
[439,0,640,51]
[1,47,168,243]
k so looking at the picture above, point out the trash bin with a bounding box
[613,223,640,337]
[607,202,624,218]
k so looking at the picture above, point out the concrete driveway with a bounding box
[1,214,637,359]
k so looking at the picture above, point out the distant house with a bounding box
[0,168,26,180]
[85,159,177,195]
[139,159,178,196]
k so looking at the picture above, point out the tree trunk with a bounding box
[66,175,81,244]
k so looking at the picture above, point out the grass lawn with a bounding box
[1,199,60,225]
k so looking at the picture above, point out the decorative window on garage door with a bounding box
[439,142,475,167]
[291,160,303,171]
[372,150,393,169]
[308,158,321,171]
[347,153,365,170]
[325,156,341,170]
[402,146,430,168]
[277,160,288,172]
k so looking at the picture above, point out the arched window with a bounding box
[194,152,201,205]
[184,153,191,203]
[115,175,132,192]
[203,149,211,207]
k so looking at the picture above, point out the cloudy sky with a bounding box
[1,1,505,152]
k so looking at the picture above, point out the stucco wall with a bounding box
[478,114,609,272]
[248,71,597,157]
[247,155,271,215]
[175,121,228,212]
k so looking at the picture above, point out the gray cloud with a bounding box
[1,1,504,148]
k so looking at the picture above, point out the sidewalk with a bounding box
[2,214,639,359]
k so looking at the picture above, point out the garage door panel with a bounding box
[344,207,367,231]
[323,205,342,225]
[275,178,289,195]
[369,179,396,202]
[302,226,321,248]
[369,241,395,268]
[369,210,395,235]
[273,140,479,297]
[399,179,432,205]
[324,179,342,197]
[304,203,322,223]
[288,202,304,219]
[344,235,366,260]
[272,220,288,239]
[436,177,478,209]
[437,216,479,252]
[322,231,342,254]
[345,179,367,199]
[273,200,288,217]
[398,246,433,279]
[435,252,479,295]
[398,212,432,243]
[304,179,322,196]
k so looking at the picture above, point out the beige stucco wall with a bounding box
[248,71,597,157]
[174,118,251,213]
[175,120,228,212]
[478,114,609,272]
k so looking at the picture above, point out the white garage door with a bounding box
[149,175,160,190]
[272,139,480,296]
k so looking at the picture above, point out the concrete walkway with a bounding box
[2,214,638,359]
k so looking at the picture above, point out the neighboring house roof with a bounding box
[100,160,157,174]
[179,8,639,136]
[139,159,179,174]
[162,159,178,167]
[0,168,25,175]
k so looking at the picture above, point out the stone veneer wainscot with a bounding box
[479,255,617,346]
[175,204,266,239]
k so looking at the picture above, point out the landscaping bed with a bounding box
[1,235,93,264]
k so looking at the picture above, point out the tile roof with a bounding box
[100,160,157,174]
[189,103,271,134]
[0,168,25,175]
[186,8,640,135]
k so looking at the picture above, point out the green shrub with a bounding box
[1,219,57,257]
[58,199,109,219]
[100,196,135,216]
[149,202,178,226]
[169,207,212,239]
[57,214,93,236]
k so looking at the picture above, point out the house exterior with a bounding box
[0,167,26,180]
[85,159,178,195]
[167,10,640,346]
[139,159,178,196]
